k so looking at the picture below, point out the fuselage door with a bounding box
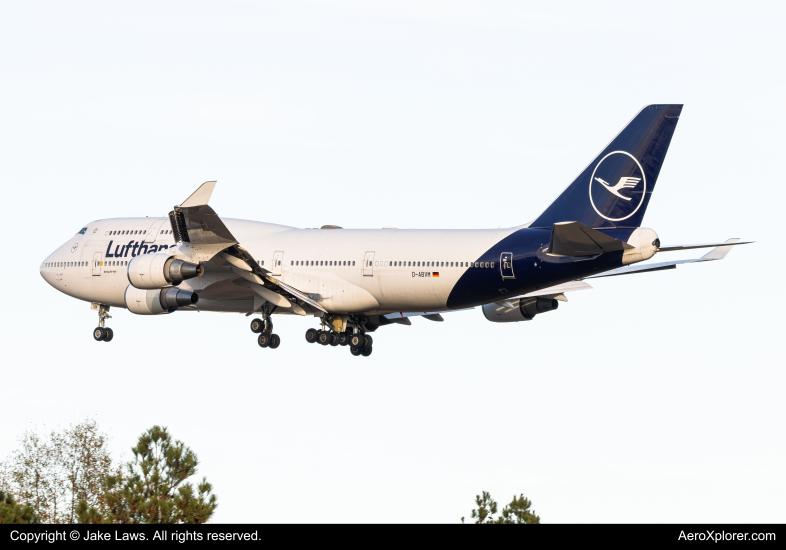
[363,251,375,276]
[92,251,102,276]
[145,219,166,243]
[272,251,284,276]
[500,252,515,279]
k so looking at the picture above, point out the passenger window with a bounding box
[352,261,355,266]
[491,262,494,268]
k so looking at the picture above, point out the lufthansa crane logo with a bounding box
[589,151,647,222]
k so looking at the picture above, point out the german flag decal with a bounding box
[433,272,439,277]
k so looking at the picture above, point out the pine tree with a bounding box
[0,490,38,524]
[78,426,217,524]
[499,494,540,524]
[462,491,540,524]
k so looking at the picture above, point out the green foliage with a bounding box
[0,490,39,524]
[463,491,540,524]
[470,491,498,524]
[0,420,117,524]
[77,426,217,524]
[499,494,540,524]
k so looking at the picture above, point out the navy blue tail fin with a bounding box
[530,104,682,229]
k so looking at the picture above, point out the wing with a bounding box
[493,280,593,307]
[170,181,327,313]
[382,308,475,322]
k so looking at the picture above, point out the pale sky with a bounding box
[1,0,783,522]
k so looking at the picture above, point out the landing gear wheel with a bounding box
[350,346,361,356]
[257,333,271,348]
[93,327,105,341]
[338,333,349,346]
[250,318,264,333]
[103,328,114,342]
[363,334,373,348]
[329,333,339,346]
[350,333,365,347]
[361,346,373,357]
[269,334,281,349]
[305,328,318,343]
[318,331,330,346]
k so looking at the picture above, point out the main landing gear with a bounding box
[251,307,280,349]
[93,304,113,342]
[305,326,372,357]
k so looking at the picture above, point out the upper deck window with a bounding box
[77,228,87,234]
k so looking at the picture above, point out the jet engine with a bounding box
[482,297,559,323]
[127,253,203,289]
[124,285,199,315]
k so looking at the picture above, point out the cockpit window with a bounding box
[77,228,88,235]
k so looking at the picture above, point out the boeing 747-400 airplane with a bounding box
[40,104,749,356]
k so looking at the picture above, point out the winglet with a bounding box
[180,181,217,208]
[701,238,743,261]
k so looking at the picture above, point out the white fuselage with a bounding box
[41,217,518,315]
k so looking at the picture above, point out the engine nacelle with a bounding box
[124,285,199,315]
[127,253,203,289]
[482,297,559,323]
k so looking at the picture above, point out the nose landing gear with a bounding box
[92,304,113,342]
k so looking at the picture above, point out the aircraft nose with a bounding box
[40,252,55,283]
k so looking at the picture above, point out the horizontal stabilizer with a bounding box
[587,238,747,279]
[658,239,751,253]
[546,222,633,257]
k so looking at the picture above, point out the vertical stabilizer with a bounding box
[530,105,682,228]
